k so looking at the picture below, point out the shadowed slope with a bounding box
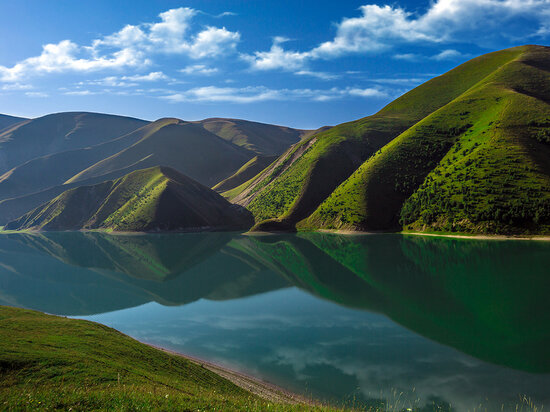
[213,155,278,193]
[0,112,146,173]
[67,119,253,187]
[0,119,179,201]
[5,166,254,232]
[0,114,27,131]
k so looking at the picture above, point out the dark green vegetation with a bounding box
[0,305,323,411]
[0,113,308,225]
[230,45,550,235]
[5,166,253,232]
[302,46,550,234]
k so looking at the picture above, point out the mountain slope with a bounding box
[0,114,27,131]
[213,155,278,193]
[194,118,308,155]
[5,166,253,232]
[66,119,253,187]
[0,119,178,201]
[0,112,147,173]
[302,45,550,234]
[231,46,526,231]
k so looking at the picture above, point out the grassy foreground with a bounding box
[0,306,326,411]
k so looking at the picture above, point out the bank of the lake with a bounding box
[0,306,329,411]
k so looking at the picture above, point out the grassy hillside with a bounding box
[0,113,27,131]
[302,45,550,235]
[5,166,254,232]
[67,119,253,187]
[195,118,307,155]
[0,305,320,411]
[213,155,278,193]
[0,112,146,174]
[232,47,526,231]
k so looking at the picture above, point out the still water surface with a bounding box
[0,232,549,410]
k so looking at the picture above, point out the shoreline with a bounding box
[2,227,550,241]
[144,342,316,406]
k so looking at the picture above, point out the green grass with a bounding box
[234,46,528,232]
[0,305,335,411]
[300,45,550,235]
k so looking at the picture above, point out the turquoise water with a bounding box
[0,232,549,410]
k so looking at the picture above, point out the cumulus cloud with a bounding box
[0,7,239,82]
[243,0,550,71]
[160,85,389,104]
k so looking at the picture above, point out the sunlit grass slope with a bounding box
[231,47,526,231]
[302,45,550,234]
[0,305,324,411]
[4,166,253,232]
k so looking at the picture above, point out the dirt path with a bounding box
[146,343,316,405]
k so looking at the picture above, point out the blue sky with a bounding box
[0,0,548,128]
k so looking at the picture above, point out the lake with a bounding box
[0,231,549,410]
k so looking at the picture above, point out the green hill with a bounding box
[66,119,254,187]
[213,155,278,193]
[5,166,254,232]
[302,45,550,235]
[232,47,530,232]
[0,112,147,174]
[0,305,318,411]
[194,118,308,155]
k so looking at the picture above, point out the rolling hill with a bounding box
[194,118,308,155]
[5,166,254,232]
[301,45,550,235]
[227,45,550,235]
[65,119,254,187]
[0,112,147,174]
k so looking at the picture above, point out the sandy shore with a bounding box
[145,343,316,406]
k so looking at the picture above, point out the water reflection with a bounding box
[0,231,549,409]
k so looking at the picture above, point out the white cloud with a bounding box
[25,91,48,98]
[431,49,466,60]
[179,64,219,75]
[64,90,97,96]
[122,72,169,82]
[393,53,420,61]
[1,83,33,90]
[160,85,389,104]
[241,37,309,71]
[295,70,340,80]
[244,0,550,71]
[0,7,239,82]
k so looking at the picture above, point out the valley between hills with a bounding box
[1,45,549,236]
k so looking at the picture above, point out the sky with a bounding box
[0,0,548,129]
